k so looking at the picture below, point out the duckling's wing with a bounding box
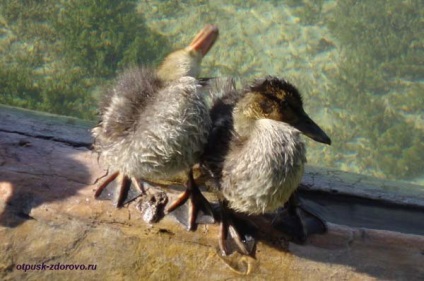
[94,67,162,146]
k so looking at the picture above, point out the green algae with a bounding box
[323,0,424,180]
[328,0,423,89]
[55,0,167,77]
[0,0,168,119]
[285,0,325,25]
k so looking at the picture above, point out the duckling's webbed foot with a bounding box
[94,172,146,208]
[218,201,256,256]
[272,192,327,244]
[166,169,215,231]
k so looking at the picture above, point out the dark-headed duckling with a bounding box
[92,25,219,224]
[201,76,331,255]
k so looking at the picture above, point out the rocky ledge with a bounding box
[1,105,423,280]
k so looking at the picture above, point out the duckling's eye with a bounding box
[281,100,289,109]
[260,99,274,114]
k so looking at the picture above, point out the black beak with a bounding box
[293,113,331,145]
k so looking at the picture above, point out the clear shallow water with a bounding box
[0,0,423,186]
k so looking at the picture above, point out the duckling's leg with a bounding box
[127,176,147,203]
[218,200,256,256]
[94,171,119,198]
[94,172,145,208]
[166,169,215,231]
[272,192,327,243]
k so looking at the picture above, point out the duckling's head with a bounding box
[157,24,219,82]
[234,76,331,145]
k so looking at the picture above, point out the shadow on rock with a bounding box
[0,131,91,227]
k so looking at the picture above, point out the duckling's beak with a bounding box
[293,112,331,145]
[186,24,219,57]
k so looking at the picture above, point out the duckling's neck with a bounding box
[156,49,202,82]
[232,96,261,139]
[233,108,255,140]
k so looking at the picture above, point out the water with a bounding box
[0,0,423,186]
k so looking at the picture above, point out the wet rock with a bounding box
[1,105,423,280]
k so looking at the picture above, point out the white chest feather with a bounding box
[222,119,306,214]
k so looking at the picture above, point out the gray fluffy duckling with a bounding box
[201,76,331,255]
[92,25,219,223]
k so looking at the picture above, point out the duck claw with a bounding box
[272,193,327,244]
[94,172,145,208]
[219,202,256,256]
[120,177,145,206]
[168,199,215,230]
[219,223,256,257]
[166,170,215,231]
[94,171,119,200]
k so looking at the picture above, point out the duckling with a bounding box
[201,76,331,255]
[92,25,219,224]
